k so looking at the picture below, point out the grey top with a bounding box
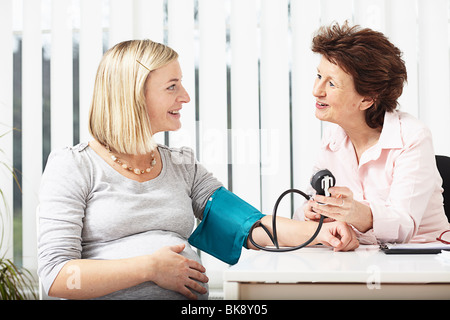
[38,142,222,300]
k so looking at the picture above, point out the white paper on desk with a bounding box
[384,243,450,250]
[436,250,450,265]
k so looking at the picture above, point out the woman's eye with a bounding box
[167,84,175,90]
[317,73,322,80]
[329,81,335,87]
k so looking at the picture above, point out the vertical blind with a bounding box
[0,0,449,285]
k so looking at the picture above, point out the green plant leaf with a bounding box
[0,130,37,300]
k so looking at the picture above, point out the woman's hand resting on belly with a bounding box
[146,243,209,300]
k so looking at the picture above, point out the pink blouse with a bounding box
[304,111,449,244]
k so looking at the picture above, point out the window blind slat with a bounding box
[79,0,103,143]
[51,0,73,150]
[354,0,386,33]
[134,0,165,43]
[418,0,450,155]
[320,0,354,25]
[386,0,419,118]
[229,0,261,208]
[22,0,42,272]
[197,0,228,187]
[260,0,291,217]
[109,0,133,47]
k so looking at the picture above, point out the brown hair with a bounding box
[311,22,407,128]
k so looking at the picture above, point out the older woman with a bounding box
[38,39,358,300]
[298,22,449,244]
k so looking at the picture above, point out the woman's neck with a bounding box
[342,121,382,163]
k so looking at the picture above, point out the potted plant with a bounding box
[0,130,37,299]
[0,256,37,299]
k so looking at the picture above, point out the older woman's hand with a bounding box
[303,199,335,222]
[310,186,373,233]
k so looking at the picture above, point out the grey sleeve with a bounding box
[179,147,223,219]
[37,147,90,294]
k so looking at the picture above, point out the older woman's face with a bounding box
[145,59,190,133]
[312,56,371,127]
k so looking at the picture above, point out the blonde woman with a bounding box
[38,40,358,300]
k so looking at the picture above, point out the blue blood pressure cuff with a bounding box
[188,187,265,265]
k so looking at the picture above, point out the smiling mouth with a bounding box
[316,102,329,109]
[168,110,180,115]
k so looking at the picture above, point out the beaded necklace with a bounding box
[106,145,157,175]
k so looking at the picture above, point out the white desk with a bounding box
[223,245,450,300]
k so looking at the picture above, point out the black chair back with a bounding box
[436,155,450,221]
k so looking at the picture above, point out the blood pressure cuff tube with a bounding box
[188,187,265,265]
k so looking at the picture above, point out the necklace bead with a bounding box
[105,145,156,176]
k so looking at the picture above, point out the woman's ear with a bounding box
[360,97,375,111]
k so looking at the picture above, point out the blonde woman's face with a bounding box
[144,59,190,133]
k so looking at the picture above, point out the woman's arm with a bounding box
[247,215,359,251]
[49,244,208,300]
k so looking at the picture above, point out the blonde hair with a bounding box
[89,39,178,155]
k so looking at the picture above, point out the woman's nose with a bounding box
[312,79,325,98]
[179,84,191,103]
